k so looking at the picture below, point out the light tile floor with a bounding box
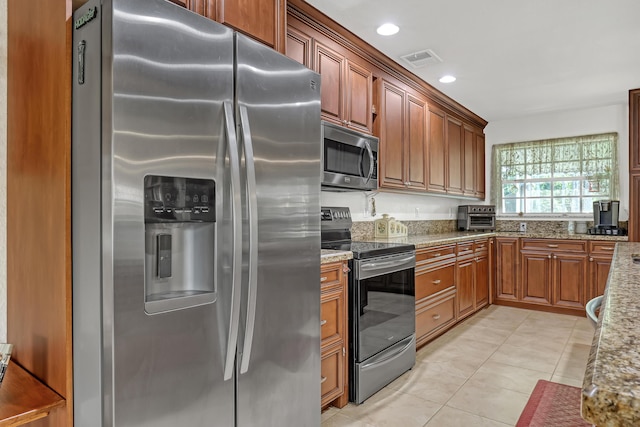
[321,305,594,427]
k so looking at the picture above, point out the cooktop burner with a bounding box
[320,207,414,259]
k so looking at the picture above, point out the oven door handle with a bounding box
[356,254,416,280]
[360,335,415,370]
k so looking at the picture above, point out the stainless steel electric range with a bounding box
[321,207,416,404]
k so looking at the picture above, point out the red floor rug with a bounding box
[516,380,591,427]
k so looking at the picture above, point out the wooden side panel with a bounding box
[314,41,344,126]
[345,60,372,134]
[427,106,446,192]
[494,237,519,301]
[463,125,475,195]
[630,89,640,172]
[378,81,405,189]
[7,0,73,426]
[475,131,486,198]
[446,115,463,194]
[406,93,427,190]
[217,0,285,52]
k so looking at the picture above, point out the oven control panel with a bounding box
[321,207,352,221]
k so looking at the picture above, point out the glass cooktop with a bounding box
[321,241,415,260]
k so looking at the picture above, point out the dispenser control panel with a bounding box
[144,175,216,223]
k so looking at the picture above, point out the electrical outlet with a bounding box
[519,222,527,233]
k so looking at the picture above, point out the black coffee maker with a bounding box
[589,200,626,235]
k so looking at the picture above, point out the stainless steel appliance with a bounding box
[321,121,379,191]
[321,207,416,404]
[72,1,321,425]
[457,205,496,231]
[589,200,626,235]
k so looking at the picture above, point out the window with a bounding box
[491,133,619,215]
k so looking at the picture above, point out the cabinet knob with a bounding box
[590,257,594,262]
[321,376,327,384]
[432,279,441,285]
[553,255,557,259]
[432,314,441,320]
[342,265,351,273]
[320,276,328,282]
[547,254,551,259]
[320,319,327,326]
[433,253,442,257]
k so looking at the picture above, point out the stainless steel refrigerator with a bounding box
[72,1,321,425]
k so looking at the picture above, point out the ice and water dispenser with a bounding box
[144,175,216,314]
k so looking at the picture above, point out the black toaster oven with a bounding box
[458,205,496,231]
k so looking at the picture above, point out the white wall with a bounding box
[321,190,471,221]
[484,104,630,220]
[0,0,7,342]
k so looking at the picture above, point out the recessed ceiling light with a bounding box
[439,75,456,83]
[376,23,399,36]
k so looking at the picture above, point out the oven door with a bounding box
[353,252,415,362]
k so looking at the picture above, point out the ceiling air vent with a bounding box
[400,49,442,69]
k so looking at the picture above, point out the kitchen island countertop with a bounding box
[581,242,640,426]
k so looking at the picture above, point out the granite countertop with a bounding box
[582,242,640,426]
[320,249,352,264]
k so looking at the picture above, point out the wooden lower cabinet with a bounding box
[320,261,349,409]
[494,237,616,315]
[415,240,490,347]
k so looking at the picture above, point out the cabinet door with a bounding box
[406,93,428,190]
[553,253,588,309]
[521,251,552,305]
[475,254,489,309]
[475,131,486,198]
[457,258,475,319]
[427,105,446,192]
[463,124,475,195]
[169,0,215,18]
[446,115,464,195]
[216,0,285,52]
[589,255,612,299]
[286,25,312,68]
[494,237,519,301]
[345,61,373,134]
[321,287,345,349]
[378,81,406,189]
[314,42,345,126]
[320,344,344,407]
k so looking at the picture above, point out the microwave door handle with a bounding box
[223,101,243,381]
[364,140,374,184]
[238,105,258,375]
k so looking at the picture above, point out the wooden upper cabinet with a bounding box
[406,93,428,190]
[463,125,475,196]
[378,80,427,191]
[379,81,406,188]
[315,42,345,126]
[427,104,447,192]
[446,115,463,195]
[286,25,312,68]
[313,41,373,134]
[173,0,285,52]
[345,61,373,134]
[631,89,640,172]
[475,131,486,198]
[216,0,285,52]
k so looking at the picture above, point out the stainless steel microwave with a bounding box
[321,121,379,191]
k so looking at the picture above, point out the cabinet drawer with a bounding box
[320,288,343,348]
[320,264,342,289]
[457,241,474,258]
[474,239,489,253]
[321,344,344,406]
[589,241,617,255]
[416,245,456,265]
[416,293,456,340]
[416,264,455,300]
[521,239,586,252]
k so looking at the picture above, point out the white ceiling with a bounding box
[304,0,640,122]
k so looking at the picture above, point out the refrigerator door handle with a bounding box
[223,101,243,381]
[238,105,259,374]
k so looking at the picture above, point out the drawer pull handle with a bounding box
[320,320,327,326]
[477,245,485,249]
[321,376,327,384]
[547,244,559,248]
[432,279,441,284]
[433,314,441,320]
[320,276,328,282]
[433,253,442,257]
[602,247,614,251]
